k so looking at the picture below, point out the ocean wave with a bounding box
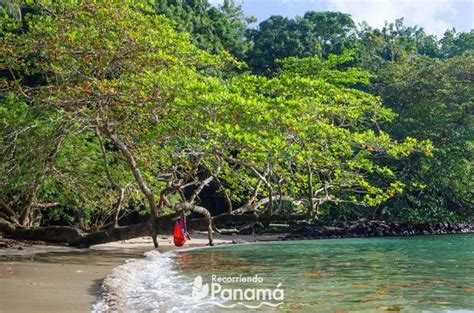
[92,250,214,313]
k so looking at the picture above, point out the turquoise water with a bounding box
[93,234,474,312]
[174,234,474,312]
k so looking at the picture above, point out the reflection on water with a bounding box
[176,234,474,312]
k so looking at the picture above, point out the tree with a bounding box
[440,29,474,59]
[1,0,225,245]
[153,0,254,58]
[246,12,356,76]
[1,0,458,248]
[245,15,308,75]
[196,52,431,221]
[354,19,440,73]
[302,11,356,59]
[0,94,67,227]
[0,0,22,20]
[376,53,473,221]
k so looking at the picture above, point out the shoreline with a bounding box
[0,233,278,313]
[1,231,472,312]
[278,219,473,240]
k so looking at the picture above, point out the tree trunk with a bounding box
[173,203,214,246]
[3,213,309,247]
[307,162,315,217]
[95,126,127,228]
[5,213,178,247]
[0,217,16,233]
[103,125,160,247]
[18,183,39,226]
[113,188,125,228]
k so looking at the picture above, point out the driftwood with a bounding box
[3,213,308,247]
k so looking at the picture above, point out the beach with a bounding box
[0,233,279,313]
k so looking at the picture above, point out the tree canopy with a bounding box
[0,0,471,245]
[377,53,473,221]
[153,0,254,58]
[245,12,356,75]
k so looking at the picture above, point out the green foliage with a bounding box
[376,53,473,221]
[0,92,63,219]
[440,29,474,58]
[245,12,356,75]
[354,18,440,73]
[153,0,254,58]
[196,54,429,218]
[0,0,224,227]
[0,0,471,229]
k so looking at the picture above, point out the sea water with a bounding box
[93,234,474,312]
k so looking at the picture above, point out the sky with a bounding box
[209,0,474,37]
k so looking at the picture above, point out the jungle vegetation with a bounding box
[0,0,471,246]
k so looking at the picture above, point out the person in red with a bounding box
[174,210,191,247]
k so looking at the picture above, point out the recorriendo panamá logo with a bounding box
[192,274,284,309]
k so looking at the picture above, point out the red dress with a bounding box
[173,222,187,247]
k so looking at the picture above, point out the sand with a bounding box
[0,233,281,313]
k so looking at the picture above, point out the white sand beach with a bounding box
[0,233,281,313]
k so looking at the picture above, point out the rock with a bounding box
[282,219,473,242]
[232,239,247,244]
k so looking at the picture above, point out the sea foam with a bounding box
[91,250,203,313]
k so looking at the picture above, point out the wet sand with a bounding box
[0,255,120,313]
[0,233,281,313]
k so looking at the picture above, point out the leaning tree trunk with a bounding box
[6,214,177,247]
[95,126,128,228]
[3,213,309,247]
[103,125,160,248]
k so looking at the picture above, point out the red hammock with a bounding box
[173,211,189,247]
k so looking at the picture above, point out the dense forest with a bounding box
[0,0,472,246]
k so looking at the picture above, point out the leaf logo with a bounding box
[192,275,209,300]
